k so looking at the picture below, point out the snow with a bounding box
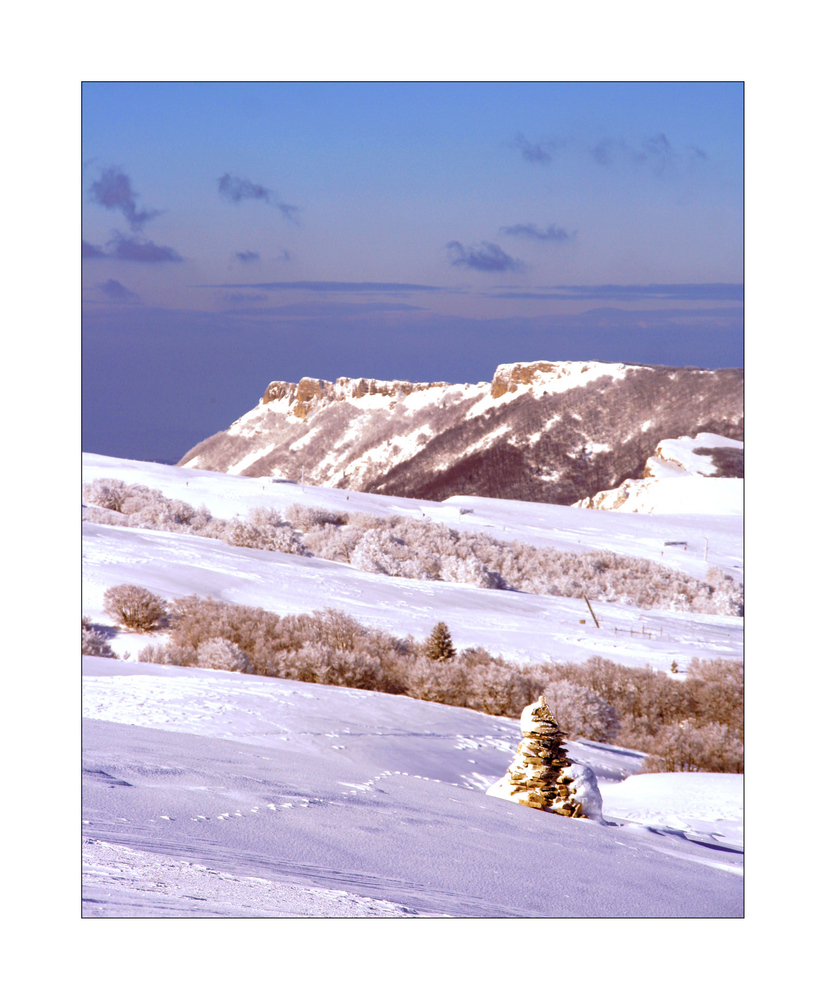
[82,520,742,671]
[83,451,744,584]
[83,655,742,917]
[657,432,743,477]
[600,772,743,850]
[81,452,744,917]
[576,432,744,515]
[608,476,743,516]
[491,359,632,395]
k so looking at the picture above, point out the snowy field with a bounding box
[83,656,742,918]
[82,453,743,672]
[81,453,744,918]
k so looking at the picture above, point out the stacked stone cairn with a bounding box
[486,695,603,821]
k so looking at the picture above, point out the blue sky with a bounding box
[82,82,743,461]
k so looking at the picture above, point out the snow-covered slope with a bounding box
[82,452,743,917]
[574,433,744,514]
[83,655,742,917]
[177,360,743,507]
[82,453,743,670]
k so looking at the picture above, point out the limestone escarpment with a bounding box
[178,361,743,506]
[486,696,603,820]
[490,360,621,398]
[262,376,450,420]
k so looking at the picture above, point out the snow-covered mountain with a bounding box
[178,360,743,506]
[574,433,744,514]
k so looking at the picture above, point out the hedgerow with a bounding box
[83,479,743,616]
[126,585,742,771]
[542,655,743,772]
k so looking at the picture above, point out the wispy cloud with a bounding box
[82,239,106,258]
[234,251,260,264]
[109,233,183,263]
[588,133,704,176]
[224,292,268,304]
[218,173,272,203]
[512,132,560,164]
[219,300,424,318]
[499,223,573,242]
[276,203,301,223]
[446,241,525,273]
[99,279,137,300]
[198,280,446,294]
[486,283,743,302]
[218,173,300,222]
[88,167,161,231]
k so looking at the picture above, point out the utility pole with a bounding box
[704,537,709,561]
[583,594,600,628]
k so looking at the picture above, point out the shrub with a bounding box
[541,654,743,770]
[103,584,167,632]
[543,679,620,742]
[82,478,128,512]
[349,528,433,579]
[404,654,467,704]
[284,504,348,530]
[643,721,743,773]
[137,642,177,664]
[226,507,306,554]
[82,506,129,526]
[81,617,117,658]
[196,637,250,673]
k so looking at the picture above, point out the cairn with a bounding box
[486,695,602,821]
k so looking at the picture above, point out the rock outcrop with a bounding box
[262,376,450,419]
[486,696,603,821]
[573,433,744,514]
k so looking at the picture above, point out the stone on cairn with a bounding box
[486,695,603,821]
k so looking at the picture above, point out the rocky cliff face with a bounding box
[178,360,743,506]
[261,376,450,419]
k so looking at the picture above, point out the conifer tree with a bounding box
[425,621,456,662]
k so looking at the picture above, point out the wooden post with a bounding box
[583,595,600,628]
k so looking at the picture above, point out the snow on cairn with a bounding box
[487,696,603,821]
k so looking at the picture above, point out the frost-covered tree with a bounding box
[226,507,305,554]
[103,584,167,632]
[81,617,117,658]
[196,637,250,673]
[424,621,456,662]
[82,478,128,512]
[542,679,620,743]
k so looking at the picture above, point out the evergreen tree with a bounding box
[425,621,456,662]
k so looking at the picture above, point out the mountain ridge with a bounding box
[179,360,743,506]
